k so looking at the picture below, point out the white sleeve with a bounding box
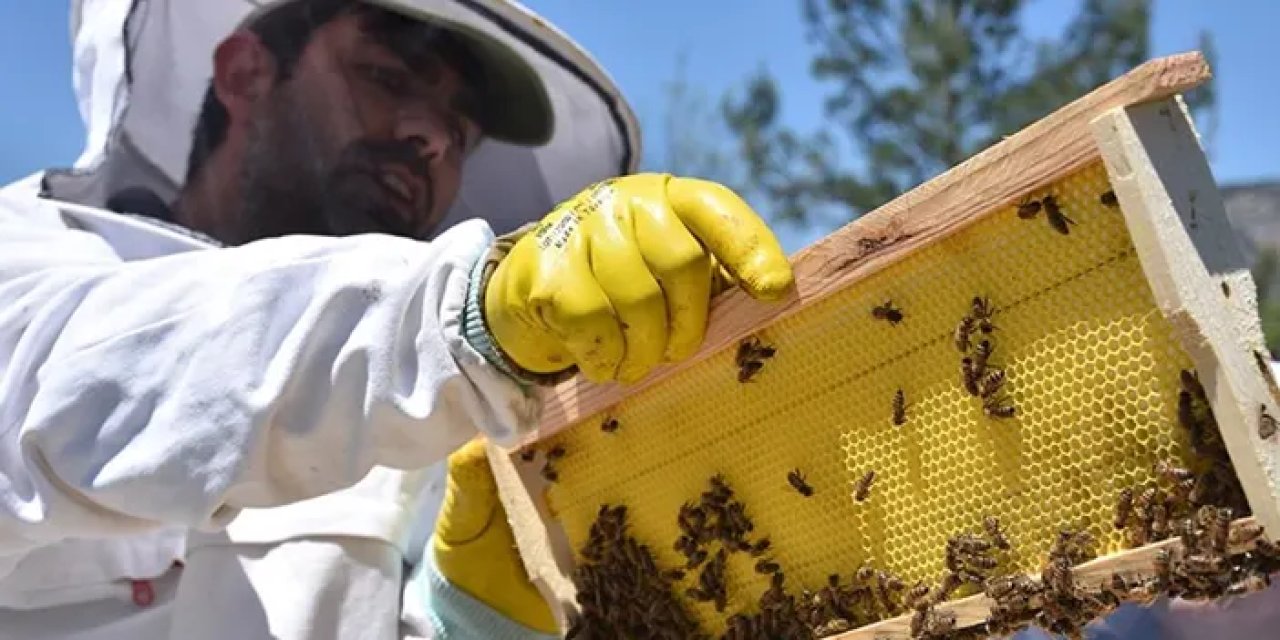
[170,535,406,640]
[0,196,540,555]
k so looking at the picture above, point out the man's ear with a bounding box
[211,31,277,121]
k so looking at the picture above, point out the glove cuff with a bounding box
[419,549,560,638]
[463,223,580,388]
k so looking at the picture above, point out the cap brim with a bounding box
[366,1,555,146]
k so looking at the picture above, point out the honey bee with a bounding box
[601,416,620,433]
[737,359,765,383]
[547,444,567,460]
[540,464,558,482]
[684,586,710,601]
[904,582,932,609]
[661,568,686,582]
[787,468,815,497]
[984,397,1017,419]
[1183,553,1226,573]
[813,619,852,636]
[1100,190,1119,208]
[735,337,776,383]
[1016,195,1043,219]
[908,608,927,637]
[1015,574,1044,596]
[628,541,657,574]
[724,502,752,533]
[725,614,752,636]
[1260,404,1277,439]
[1052,529,1095,563]
[1169,476,1196,506]
[705,548,728,580]
[602,504,626,528]
[954,315,977,353]
[1149,549,1170,585]
[854,470,876,502]
[873,570,899,611]
[1154,460,1195,484]
[985,575,1019,600]
[922,609,957,635]
[708,473,732,496]
[1207,507,1232,553]
[755,558,780,574]
[973,339,994,371]
[1177,390,1197,433]
[943,547,962,573]
[1043,195,1075,235]
[736,336,775,364]
[1105,573,1131,599]
[1229,573,1271,595]
[1150,500,1170,540]
[936,572,964,600]
[1114,488,1134,530]
[1228,522,1264,546]
[1135,483,1157,515]
[971,295,996,322]
[979,369,1007,399]
[1256,538,1280,559]
[685,549,708,569]
[750,538,772,556]
[1042,558,1073,594]
[964,555,998,573]
[858,235,889,252]
[674,535,697,555]
[677,504,707,538]
[984,515,1011,550]
[1130,577,1162,602]
[1180,369,1207,400]
[961,357,982,396]
[856,565,875,583]
[872,300,905,325]
[883,571,906,592]
[949,533,992,554]
[892,389,907,426]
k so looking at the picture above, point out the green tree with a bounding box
[722,0,1217,228]
[1253,248,1280,357]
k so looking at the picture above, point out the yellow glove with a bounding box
[433,439,557,633]
[484,174,794,384]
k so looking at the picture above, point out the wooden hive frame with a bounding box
[486,51,1280,638]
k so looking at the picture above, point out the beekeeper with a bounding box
[0,0,794,638]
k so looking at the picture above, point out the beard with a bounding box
[229,85,439,245]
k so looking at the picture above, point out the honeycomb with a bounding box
[539,162,1199,635]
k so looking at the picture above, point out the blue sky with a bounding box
[2,1,1276,251]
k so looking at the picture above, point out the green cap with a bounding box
[245,0,554,146]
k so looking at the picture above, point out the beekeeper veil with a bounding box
[49,0,640,237]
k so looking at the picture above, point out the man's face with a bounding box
[234,9,483,243]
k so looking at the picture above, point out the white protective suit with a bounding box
[0,1,640,638]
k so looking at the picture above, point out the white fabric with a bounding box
[171,536,407,640]
[0,190,537,632]
[0,562,183,640]
[0,531,185,612]
[0,535,431,640]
